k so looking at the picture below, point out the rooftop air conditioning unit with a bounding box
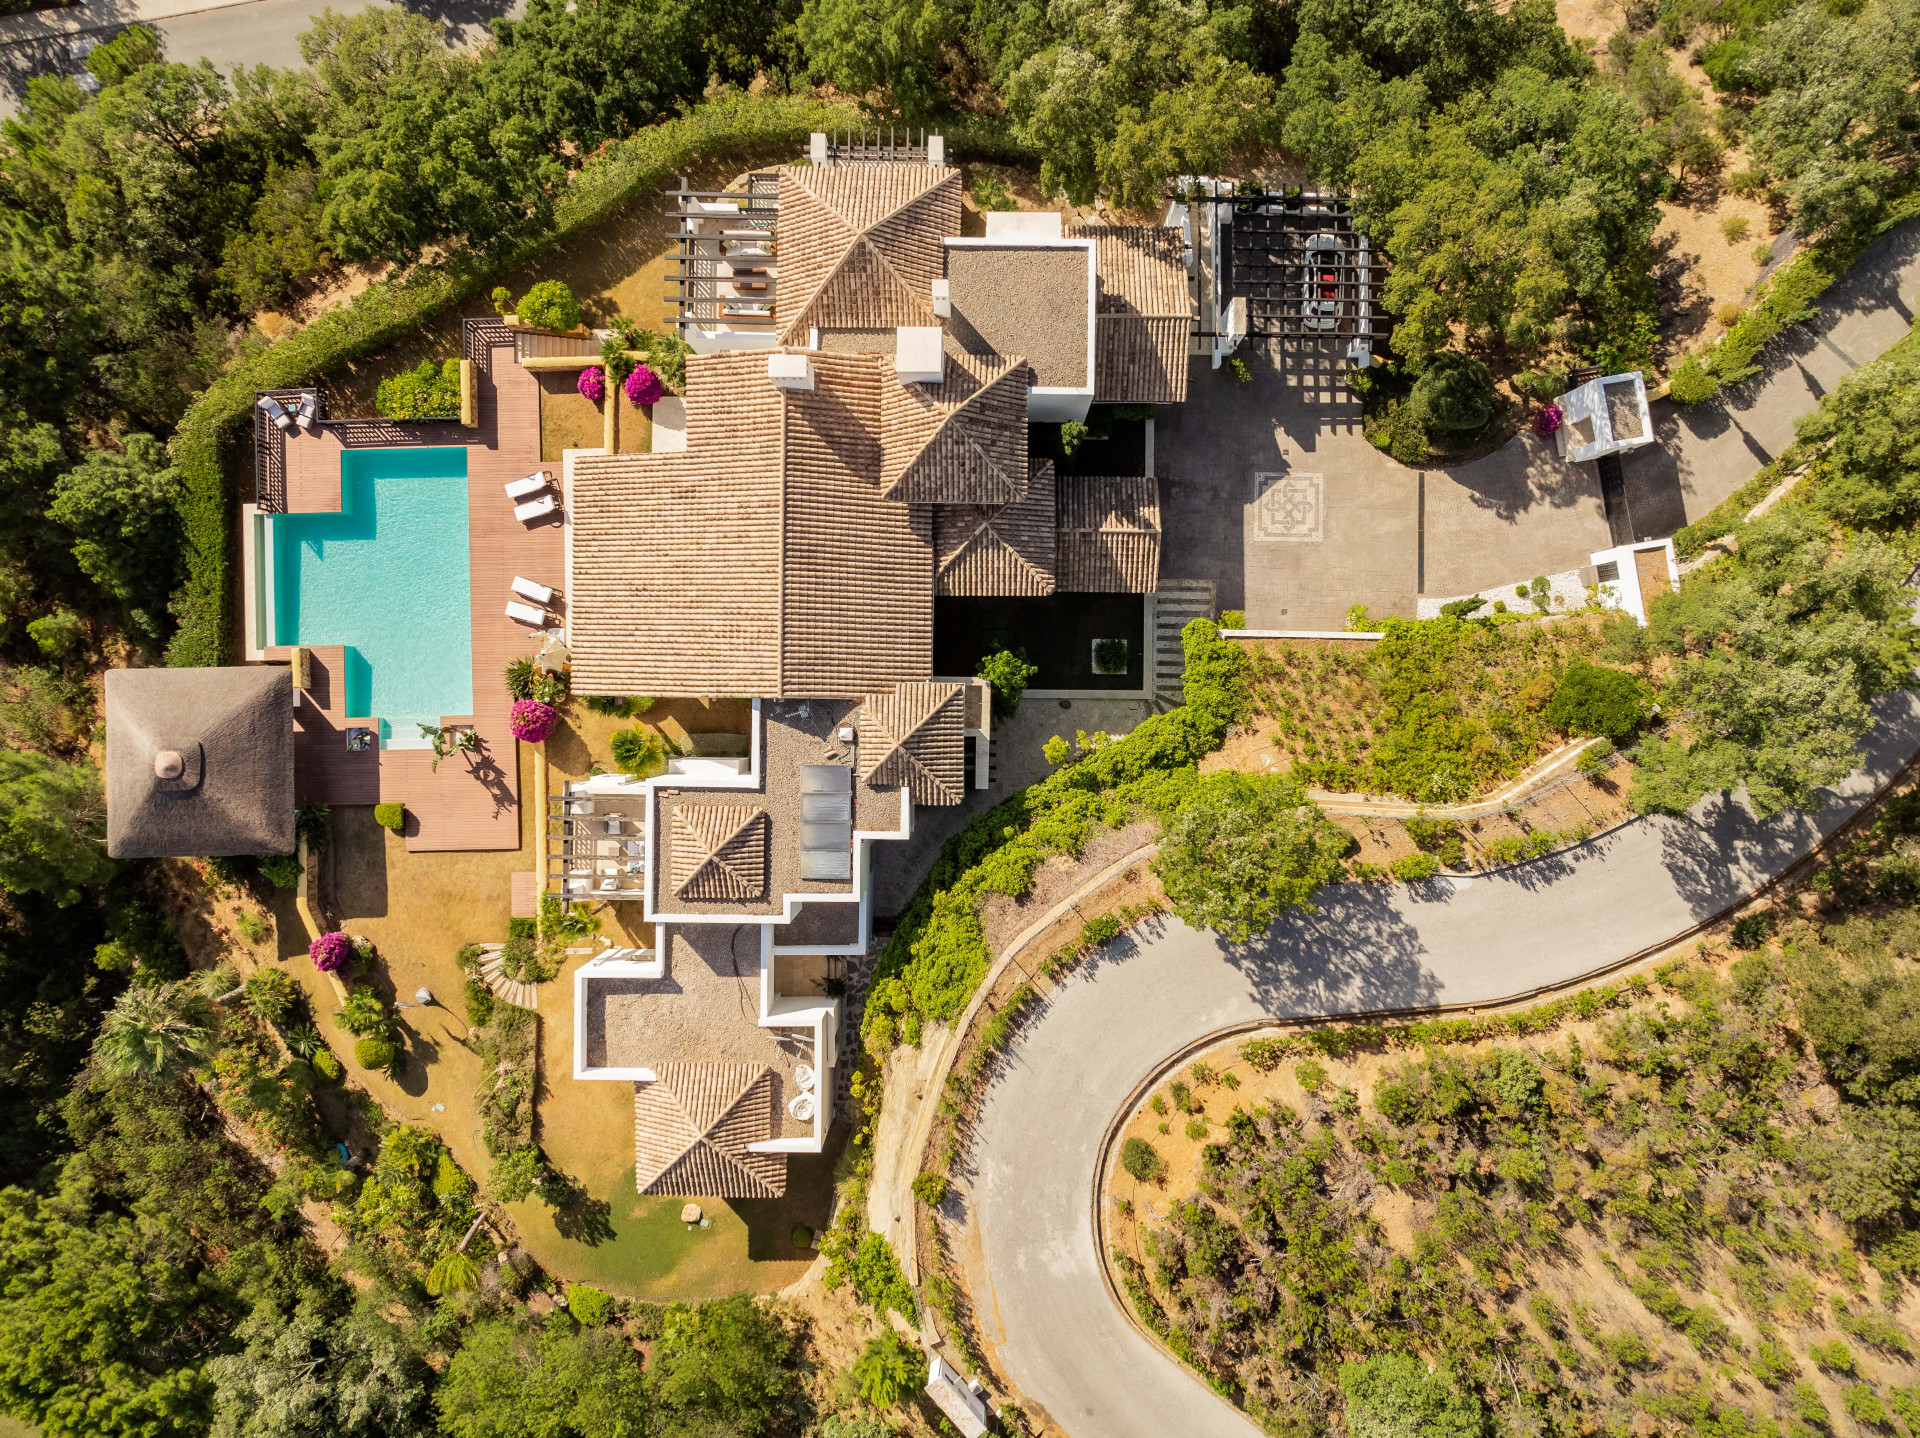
[895,327,945,385]
[767,353,815,391]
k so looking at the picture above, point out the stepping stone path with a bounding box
[475,943,539,1011]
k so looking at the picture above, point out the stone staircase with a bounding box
[1151,580,1218,708]
[476,943,539,1011]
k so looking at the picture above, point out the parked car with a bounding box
[1304,233,1342,330]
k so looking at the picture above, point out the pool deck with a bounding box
[276,342,564,852]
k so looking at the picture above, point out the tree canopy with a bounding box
[1153,770,1347,943]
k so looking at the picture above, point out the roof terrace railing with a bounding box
[664,172,781,333]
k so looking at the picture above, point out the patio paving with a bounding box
[277,340,563,850]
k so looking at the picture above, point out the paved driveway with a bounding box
[961,690,1920,1438]
[1156,220,1920,629]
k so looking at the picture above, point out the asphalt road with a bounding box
[962,690,1920,1438]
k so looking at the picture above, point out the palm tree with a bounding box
[93,981,217,1084]
[426,1251,479,1296]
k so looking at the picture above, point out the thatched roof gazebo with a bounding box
[105,667,295,859]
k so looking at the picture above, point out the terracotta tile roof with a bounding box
[671,802,769,901]
[634,1063,786,1198]
[934,460,1058,596]
[880,349,1032,504]
[1068,225,1191,404]
[774,165,961,346]
[851,681,966,806]
[568,351,933,698]
[1057,474,1162,592]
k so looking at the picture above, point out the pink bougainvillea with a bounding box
[509,699,559,744]
[623,364,664,406]
[576,367,606,403]
[1534,402,1564,437]
[309,930,353,974]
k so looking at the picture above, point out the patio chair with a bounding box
[511,576,554,604]
[504,472,549,501]
[514,493,557,524]
[506,600,547,626]
[257,396,295,432]
[624,839,645,857]
[294,392,319,430]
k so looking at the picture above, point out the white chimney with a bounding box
[895,328,945,385]
[931,278,951,319]
[767,353,815,391]
[809,131,829,167]
[928,135,946,167]
[984,210,1064,240]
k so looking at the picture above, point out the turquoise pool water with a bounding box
[272,447,472,750]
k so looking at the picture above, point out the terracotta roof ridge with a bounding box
[785,163,953,235]
[943,510,1052,589]
[883,356,1027,501]
[782,175,950,341]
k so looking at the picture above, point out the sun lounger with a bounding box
[294,392,318,430]
[514,493,557,523]
[505,472,549,501]
[258,396,295,432]
[511,576,554,604]
[505,601,547,626]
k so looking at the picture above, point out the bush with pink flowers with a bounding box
[623,365,664,406]
[577,367,605,403]
[509,700,559,743]
[1533,402,1564,437]
[309,930,353,974]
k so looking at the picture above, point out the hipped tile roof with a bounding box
[567,351,932,698]
[851,682,966,806]
[775,165,961,346]
[671,803,769,901]
[1057,474,1162,592]
[934,460,1058,597]
[880,349,1032,504]
[1068,225,1192,404]
[634,1063,785,1198]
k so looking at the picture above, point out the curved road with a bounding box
[961,692,1920,1438]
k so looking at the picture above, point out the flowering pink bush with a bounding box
[623,364,664,406]
[576,367,605,403]
[1534,402,1564,436]
[309,931,353,974]
[510,700,559,744]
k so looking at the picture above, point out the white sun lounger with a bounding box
[505,600,547,626]
[257,396,295,432]
[294,392,319,430]
[505,472,549,501]
[511,576,554,604]
[514,493,557,523]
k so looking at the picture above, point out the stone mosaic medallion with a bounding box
[1251,471,1324,543]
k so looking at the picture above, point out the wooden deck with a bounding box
[280,344,566,851]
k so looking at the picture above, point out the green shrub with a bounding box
[1753,1337,1798,1387]
[1121,1136,1166,1181]
[373,802,404,832]
[353,1035,399,1071]
[584,694,654,717]
[1668,355,1720,404]
[1152,769,1347,943]
[853,1330,920,1408]
[1184,1116,1209,1140]
[912,1173,949,1206]
[1241,1037,1282,1071]
[375,358,461,419]
[26,610,85,659]
[1576,739,1618,778]
[337,985,390,1039]
[1059,419,1090,454]
[465,978,496,1027]
[609,727,664,775]
[1409,352,1497,442]
[242,969,297,1023]
[1338,1353,1490,1437]
[1219,609,1246,629]
[1226,356,1252,383]
[1390,851,1442,881]
[977,648,1039,718]
[499,933,557,985]
[310,1047,341,1080]
[1811,1340,1856,1374]
[1844,1387,1889,1427]
[504,656,567,704]
[1544,660,1651,742]
[1093,637,1129,673]
[258,854,302,889]
[515,280,581,332]
[1730,912,1775,949]
[791,1224,815,1249]
[566,1283,612,1326]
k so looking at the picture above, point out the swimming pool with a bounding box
[271,447,472,750]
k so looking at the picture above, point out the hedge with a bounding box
[860,619,1250,1052]
[163,90,863,667]
[1670,181,1920,409]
